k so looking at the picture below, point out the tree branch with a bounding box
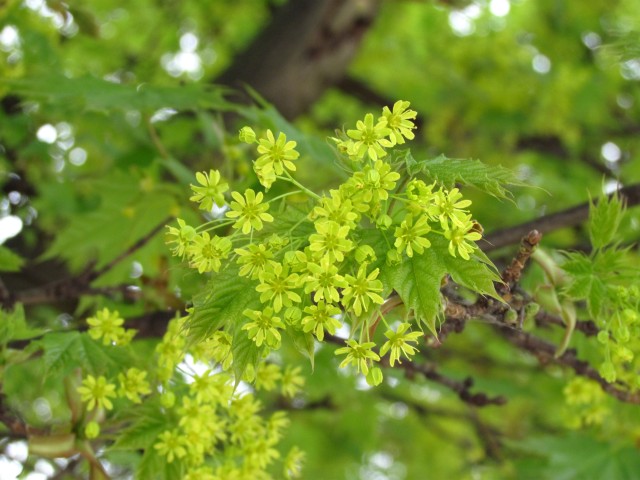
[498,326,640,404]
[483,182,640,251]
[2,216,171,309]
[325,333,506,407]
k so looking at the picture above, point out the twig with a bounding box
[0,393,27,438]
[483,182,640,251]
[499,326,640,404]
[89,216,172,282]
[6,217,171,307]
[147,119,170,159]
[534,310,599,337]
[497,229,542,297]
[0,276,13,310]
[325,333,506,407]
[400,360,507,407]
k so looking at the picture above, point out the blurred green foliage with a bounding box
[1,0,640,479]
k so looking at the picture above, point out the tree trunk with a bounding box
[217,0,381,119]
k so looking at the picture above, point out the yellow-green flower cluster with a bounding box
[595,286,640,390]
[155,315,188,382]
[399,179,481,260]
[77,307,299,479]
[86,308,136,346]
[332,100,416,162]
[563,377,610,428]
[153,325,301,476]
[166,101,486,395]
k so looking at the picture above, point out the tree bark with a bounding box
[217,0,381,119]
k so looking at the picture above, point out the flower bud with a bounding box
[238,126,256,144]
[504,308,518,326]
[386,250,401,266]
[85,421,100,439]
[355,245,376,264]
[599,361,616,383]
[376,214,392,230]
[596,330,609,345]
[366,367,383,387]
[524,302,540,321]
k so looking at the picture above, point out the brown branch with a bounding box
[534,310,599,337]
[497,229,542,297]
[482,182,640,251]
[0,277,11,310]
[499,326,640,404]
[88,216,172,282]
[381,390,504,461]
[0,393,27,438]
[400,360,507,407]
[439,297,639,404]
[3,216,171,308]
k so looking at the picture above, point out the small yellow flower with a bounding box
[379,323,423,366]
[242,308,286,348]
[394,214,432,258]
[189,169,229,211]
[335,339,380,375]
[154,429,187,463]
[308,220,353,263]
[226,189,274,234]
[284,446,305,479]
[187,232,232,273]
[381,100,417,144]
[346,113,394,161]
[87,308,125,345]
[255,129,300,175]
[281,366,305,398]
[118,368,151,403]
[444,216,481,260]
[84,421,100,439]
[165,218,197,259]
[302,301,342,341]
[235,243,274,279]
[342,264,384,317]
[255,363,282,392]
[256,263,301,312]
[239,126,257,144]
[77,375,117,411]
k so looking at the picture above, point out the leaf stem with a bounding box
[197,219,235,233]
[278,172,321,200]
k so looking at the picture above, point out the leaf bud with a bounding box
[613,345,633,363]
[386,250,401,266]
[524,302,540,321]
[504,308,518,327]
